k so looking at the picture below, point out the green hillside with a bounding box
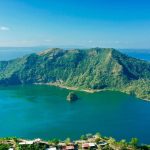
[0,48,150,100]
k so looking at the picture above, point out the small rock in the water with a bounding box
[67,92,78,101]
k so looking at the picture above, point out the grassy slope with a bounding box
[0,48,149,100]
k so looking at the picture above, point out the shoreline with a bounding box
[34,82,103,93]
[34,82,150,101]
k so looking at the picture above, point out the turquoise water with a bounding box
[0,85,150,144]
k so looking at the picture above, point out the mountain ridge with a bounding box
[0,48,150,100]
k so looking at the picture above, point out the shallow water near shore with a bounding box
[0,85,150,144]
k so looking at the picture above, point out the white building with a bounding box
[46,148,57,150]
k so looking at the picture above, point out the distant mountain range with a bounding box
[0,48,150,100]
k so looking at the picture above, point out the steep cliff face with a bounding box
[0,48,150,100]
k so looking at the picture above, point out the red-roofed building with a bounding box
[66,145,75,150]
[82,143,89,149]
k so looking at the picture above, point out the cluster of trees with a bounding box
[122,79,150,100]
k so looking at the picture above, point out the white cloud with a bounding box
[0,26,10,31]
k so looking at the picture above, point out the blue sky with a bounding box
[0,0,150,48]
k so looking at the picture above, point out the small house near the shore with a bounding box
[19,140,34,145]
[58,142,66,149]
[82,143,89,149]
[82,142,97,149]
[98,141,108,146]
[34,138,42,143]
[66,145,75,150]
[46,147,57,150]
[89,143,97,149]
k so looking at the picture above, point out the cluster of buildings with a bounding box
[15,136,108,150]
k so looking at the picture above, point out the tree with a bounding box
[95,132,101,138]
[118,139,128,149]
[0,144,10,150]
[65,138,71,145]
[108,137,116,144]
[130,138,139,147]
[80,135,87,140]
[49,138,59,145]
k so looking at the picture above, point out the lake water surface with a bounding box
[0,85,150,144]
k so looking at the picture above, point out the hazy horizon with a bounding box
[0,46,150,50]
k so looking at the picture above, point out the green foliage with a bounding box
[0,48,149,100]
[17,143,48,150]
[65,138,71,145]
[130,138,139,147]
[116,139,128,149]
[80,135,87,140]
[108,137,116,144]
[0,144,10,150]
[95,132,102,138]
[48,138,59,145]
[122,79,150,100]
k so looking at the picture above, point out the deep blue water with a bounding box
[119,49,150,61]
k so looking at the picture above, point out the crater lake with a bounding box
[0,85,150,144]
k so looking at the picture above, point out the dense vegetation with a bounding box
[0,48,149,100]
